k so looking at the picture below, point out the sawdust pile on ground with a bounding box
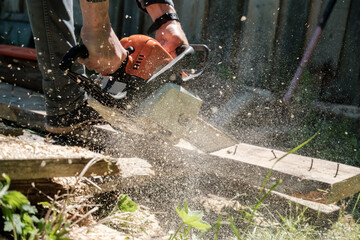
[0,132,106,160]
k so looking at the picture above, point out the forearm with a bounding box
[79,0,111,31]
[78,0,126,74]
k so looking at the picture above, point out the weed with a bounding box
[0,173,41,240]
[168,201,211,240]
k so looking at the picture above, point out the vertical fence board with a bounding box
[200,0,243,70]
[272,0,311,92]
[119,1,142,37]
[236,0,280,88]
[305,0,323,45]
[327,0,360,106]
[173,0,206,43]
[310,0,351,72]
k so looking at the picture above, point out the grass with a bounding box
[167,133,360,239]
[168,194,360,239]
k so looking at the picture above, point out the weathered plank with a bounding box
[310,0,351,71]
[236,0,280,87]
[272,0,311,91]
[136,83,238,152]
[0,134,120,180]
[211,144,360,204]
[330,0,360,106]
[312,101,360,119]
[201,0,243,68]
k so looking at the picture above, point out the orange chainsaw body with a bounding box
[120,35,173,81]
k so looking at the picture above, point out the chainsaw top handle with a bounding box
[153,43,209,83]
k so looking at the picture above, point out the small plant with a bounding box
[0,173,72,240]
[0,173,41,240]
[169,201,211,240]
[116,194,138,213]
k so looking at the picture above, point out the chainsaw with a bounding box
[59,34,209,113]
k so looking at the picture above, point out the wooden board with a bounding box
[332,0,360,106]
[272,0,311,91]
[174,0,207,43]
[211,144,360,204]
[310,0,351,71]
[236,0,280,87]
[0,134,120,180]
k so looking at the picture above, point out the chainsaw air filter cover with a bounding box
[120,35,173,81]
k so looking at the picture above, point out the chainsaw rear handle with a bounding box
[59,44,135,73]
[59,44,88,72]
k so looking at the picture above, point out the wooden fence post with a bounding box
[235,0,280,88]
[271,0,311,94]
[332,0,360,106]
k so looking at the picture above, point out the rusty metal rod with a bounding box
[283,0,338,102]
[334,163,340,178]
[308,159,314,171]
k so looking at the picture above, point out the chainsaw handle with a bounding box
[146,44,210,84]
[183,44,210,81]
[59,44,89,71]
[59,44,134,73]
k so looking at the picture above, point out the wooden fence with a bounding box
[1,0,359,107]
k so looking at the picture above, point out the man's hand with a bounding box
[78,26,127,74]
[146,4,189,58]
[155,20,188,58]
[78,0,127,74]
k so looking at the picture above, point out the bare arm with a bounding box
[78,0,127,74]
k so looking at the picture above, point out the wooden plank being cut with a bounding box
[0,134,120,180]
[211,144,360,204]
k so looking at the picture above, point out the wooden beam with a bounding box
[0,135,120,180]
[312,101,360,119]
[211,144,360,204]
[1,158,118,180]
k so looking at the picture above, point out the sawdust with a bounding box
[194,194,246,214]
[0,132,106,160]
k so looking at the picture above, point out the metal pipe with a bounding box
[283,0,338,102]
